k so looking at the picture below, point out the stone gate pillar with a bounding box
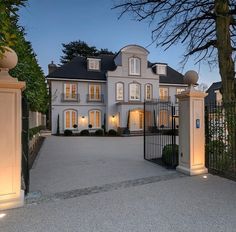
[0,48,25,210]
[176,70,208,175]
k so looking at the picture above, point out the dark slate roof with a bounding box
[205,81,221,104]
[150,63,185,84]
[46,54,116,81]
[47,55,184,84]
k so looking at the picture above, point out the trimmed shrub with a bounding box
[108,129,117,136]
[29,125,45,140]
[95,129,104,136]
[80,129,90,136]
[64,129,73,136]
[162,144,179,167]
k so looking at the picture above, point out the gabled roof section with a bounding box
[46,54,116,81]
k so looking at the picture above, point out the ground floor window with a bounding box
[89,110,101,128]
[159,110,168,127]
[64,110,77,129]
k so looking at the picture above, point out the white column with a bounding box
[176,71,208,176]
[0,47,26,210]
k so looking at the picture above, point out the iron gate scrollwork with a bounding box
[144,101,179,168]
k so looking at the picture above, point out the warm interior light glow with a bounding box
[0,213,6,219]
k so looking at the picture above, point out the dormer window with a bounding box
[129,57,141,76]
[156,64,167,76]
[87,58,101,71]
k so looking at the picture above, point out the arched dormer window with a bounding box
[129,57,141,76]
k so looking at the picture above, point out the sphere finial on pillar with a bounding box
[184,70,199,88]
[0,47,18,82]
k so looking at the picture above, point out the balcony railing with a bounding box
[87,94,104,103]
[61,93,80,102]
[159,96,171,102]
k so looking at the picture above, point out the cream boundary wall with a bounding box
[177,89,208,175]
[0,81,25,210]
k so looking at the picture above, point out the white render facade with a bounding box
[47,45,187,134]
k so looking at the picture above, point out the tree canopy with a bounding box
[114,0,236,102]
[60,40,115,64]
[1,0,48,113]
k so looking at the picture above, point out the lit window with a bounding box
[64,83,77,100]
[159,110,168,127]
[156,64,167,75]
[145,84,153,100]
[87,58,100,71]
[116,82,124,101]
[64,110,77,129]
[89,110,101,128]
[129,83,141,101]
[89,84,101,101]
[159,87,169,101]
[129,57,141,75]
[176,88,185,102]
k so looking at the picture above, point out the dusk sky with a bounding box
[18,0,221,86]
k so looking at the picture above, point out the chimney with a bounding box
[48,61,57,74]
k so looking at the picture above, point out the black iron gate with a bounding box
[144,101,179,168]
[22,96,29,194]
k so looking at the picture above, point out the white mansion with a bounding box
[46,44,187,134]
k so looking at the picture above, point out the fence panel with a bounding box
[205,102,236,180]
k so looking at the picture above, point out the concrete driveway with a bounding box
[1,135,236,232]
[30,136,176,195]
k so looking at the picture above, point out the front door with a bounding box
[130,110,144,131]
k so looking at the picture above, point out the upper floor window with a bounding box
[145,84,153,101]
[64,110,77,129]
[87,58,100,71]
[176,88,185,102]
[159,87,169,102]
[129,57,141,76]
[89,110,101,128]
[116,82,124,101]
[88,84,102,101]
[156,64,167,76]
[129,83,141,101]
[64,83,77,100]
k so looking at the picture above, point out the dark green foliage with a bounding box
[206,140,231,171]
[64,129,73,136]
[80,129,90,136]
[0,0,26,53]
[60,40,115,64]
[88,124,92,129]
[29,125,45,140]
[95,129,104,136]
[56,114,60,135]
[162,144,179,167]
[108,129,118,136]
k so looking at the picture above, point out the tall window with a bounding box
[159,87,169,101]
[89,84,101,101]
[159,110,168,127]
[64,110,77,129]
[116,82,124,101]
[129,83,141,101]
[176,88,185,102]
[89,110,101,128]
[129,57,141,75]
[145,84,153,100]
[64,83,77,100]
